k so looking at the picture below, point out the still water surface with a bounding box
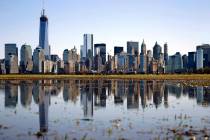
[0,80,210,140]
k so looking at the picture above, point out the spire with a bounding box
[42,9,45,16]
[41,0,45,16]
[142,39,145,46]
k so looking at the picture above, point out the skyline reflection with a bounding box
[0,80,210,139]
[2,80,210,111]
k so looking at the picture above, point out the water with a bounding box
[0,80,210,140]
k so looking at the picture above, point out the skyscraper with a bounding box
[146,50,152,73]
[188,52,196,71]
[140,40,147,73]
[20,44,33,73]
[164,43,169,65]
[5,44,18,74]
[127,41,139,56]
[196,48,203,70]
[196,44,210,67]
[33,47,45,73]
[5,44,18,61]
[114,46,123,56]
[182,54,188,70]
[167,52,183,73]
[94,43,106,65]
[141,40,146,55]
[81,34,93,60]
[153,42,162,60]
[39,10,50,59]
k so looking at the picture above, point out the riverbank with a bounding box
[0,74,209,80]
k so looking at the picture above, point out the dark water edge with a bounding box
[0,80,209,140]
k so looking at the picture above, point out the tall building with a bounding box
[5,44,19,74]
[115,53,129,72]
[81,34,93,60]
[63,47,79,73]
[94,43,106,65]
[127,41,139,56]
[188,52,196,71]
[50,54,60,62]
[140,40,147,73]
[141,40,146,55]
[164,43,169,65]
[20,44,33,73]
[127,54,135,71]
[196,48,203,70]
[39,10,50,59]
[196,44,210,67]
[167,52,183,73]
[5,44,18,61]
[146,50,152,73]
[33,47,45,73]
[153,42,162,60]
[114,46,123,56]
[174,52,183,71]
[7,55,19,74]
[182,54,188,70]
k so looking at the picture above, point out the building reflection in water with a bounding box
[164,83,169,108]
[140,80,146,109]
[113,81,126,104]
[80,80,93,118]
[63,80,79,103]
[5,81,18,108]
[2,79,210,124]
[196,86,204,105]
[127,81,139,109]
[20,81,33,107]
[33,81,51,132]
[94,80,106,108]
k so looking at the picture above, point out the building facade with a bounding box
[20,44,33,73]
[114,46,123,56]
[94,43,106,65]
[33,47,45,73]
[153,42,162,60]
[127,41,139,56]
[196,48,203,70]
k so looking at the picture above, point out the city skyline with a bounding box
[1,0,210,58]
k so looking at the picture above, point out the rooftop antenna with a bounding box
[42,0,45,15]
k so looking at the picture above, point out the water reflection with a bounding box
[2,80,210,135]
[5,81,18,108]
[3,80,210,110]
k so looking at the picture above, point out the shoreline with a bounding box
[0,74,209,80]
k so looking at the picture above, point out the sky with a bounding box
[0,0,210,58]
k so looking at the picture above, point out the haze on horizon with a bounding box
[0,0,210,58]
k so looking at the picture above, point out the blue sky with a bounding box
[0,0,210,58]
